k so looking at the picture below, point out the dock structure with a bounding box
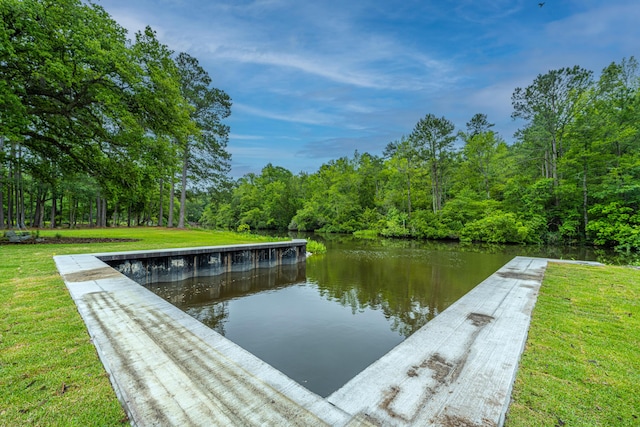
[54,249,599,427]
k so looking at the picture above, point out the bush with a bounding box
[380,207,412,237]
[587,202,640,251]
[306,239,326,254]
[460,210,529,244]
[410,209,452,240]
[353,229,379,239]
[290,205,324,231]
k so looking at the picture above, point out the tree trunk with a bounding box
[15,144,26,229]
[33,186,45,228]
[406,172,412,220]
[168,178,175,228]
[112,202,118,227]
[96,196,101,227]
[101,198,107,227]
[431,161,441,213]
[50,192,56,229]
[88,197,93,227]
[158,178,164,227]
[68,195,75,228]
[17,172,25,229]
[551,135,560,207]
[7,181,13,228]
[178,150,188,229]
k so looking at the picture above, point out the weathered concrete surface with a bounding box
[327,257,601,426]
[55,249,601,427]
[55,252,355,427]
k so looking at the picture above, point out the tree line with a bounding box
[0,0,231,229]
[2,1,639,251]
[201,59,640,251]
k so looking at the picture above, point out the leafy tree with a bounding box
[383,136,420,219]
[0,1,199,229]
[512,66,593,195]
[465,113,494,137]
[457,130,507,199]
[174,52,231,228]
[409,114,457,212]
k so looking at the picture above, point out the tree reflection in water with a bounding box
[144,235,605,397]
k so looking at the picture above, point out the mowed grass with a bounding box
[2,230,638,426]
[0,228,282,427]
[506,262,640,426]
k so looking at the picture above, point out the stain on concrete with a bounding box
[379,386,401,418]
[345,413,382,427]
[467,313,494,327]
[497,268,544,281]
[435,414,497,427]
[64,267,122,283]
[83,291,332,426]
[378,309,499,423]
[426,354,454,383]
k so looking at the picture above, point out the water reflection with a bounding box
[145,235,611,397]
[147,263,306,335]
[306,237,515,337]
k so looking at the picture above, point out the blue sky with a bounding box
[97,0,640,178]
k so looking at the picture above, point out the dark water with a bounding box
[147,235,607,397]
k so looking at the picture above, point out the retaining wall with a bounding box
[98,239,307,285]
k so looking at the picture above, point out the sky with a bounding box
[96,0,640,178]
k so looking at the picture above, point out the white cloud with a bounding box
[233,103,338,126]
[98,0,639,175]
[229,133,265,141]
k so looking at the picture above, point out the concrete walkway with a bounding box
[54,252,600,427]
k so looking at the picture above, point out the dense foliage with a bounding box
[204,60,640,251]
[0,0,231,229]
[1,1,638,251]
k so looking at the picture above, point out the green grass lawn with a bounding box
[0,228,281,427]
[2,229,638,426]
[506,262,640,426]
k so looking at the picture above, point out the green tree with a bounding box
[511,66,593,196]
[409,114,456,212]
[383,136,420,219]
[465,113,494,137]
[457,129,507,200]
[174,52,231,228]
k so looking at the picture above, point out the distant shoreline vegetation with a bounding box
[203,61,640,253]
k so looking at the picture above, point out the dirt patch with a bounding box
[0,236,139,245]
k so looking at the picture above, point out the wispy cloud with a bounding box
[233,103,338,126]
[99,0,640,176]
[229,133,265,141]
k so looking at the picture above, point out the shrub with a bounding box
[410,209,452,240]
[306,239,327,254]
[460,210,528,244]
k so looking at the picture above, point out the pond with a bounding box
[146,235,603,397]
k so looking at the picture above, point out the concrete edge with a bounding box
[53,246,606,427]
